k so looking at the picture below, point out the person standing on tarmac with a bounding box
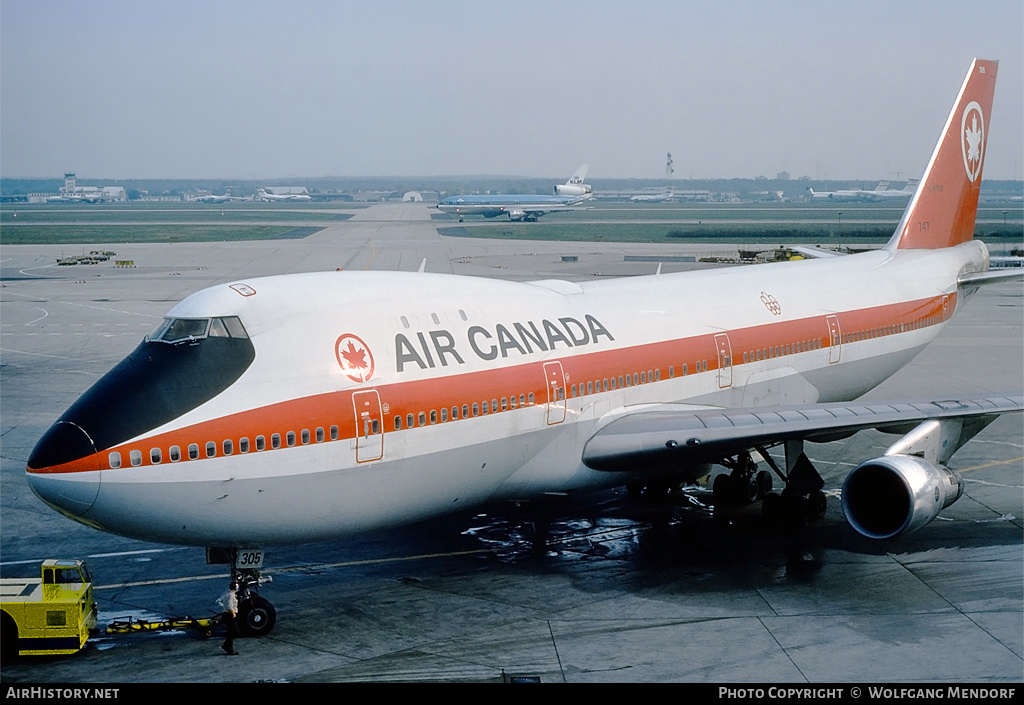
[218,581,240,655]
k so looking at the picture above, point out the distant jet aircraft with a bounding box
[193,190,238,204]
[553,165,592,197]
[257,188,311,202]
[860,180,918,201]
[437,166,593,221]
[26,60,1022,639]
[808,181,916,202]
[436,193,587,222]
[631,188,674,203]
[808,186,866,201]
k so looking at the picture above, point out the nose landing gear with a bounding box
[208,547,277,637]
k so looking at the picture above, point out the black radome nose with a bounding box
[26,421,101,519]
[28,420,98,470]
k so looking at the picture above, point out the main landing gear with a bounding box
[713,442,827,528]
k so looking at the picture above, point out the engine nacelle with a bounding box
[555,183,592,197]
[841,455,964,539]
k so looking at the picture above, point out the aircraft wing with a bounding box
[958,269,1024,287]
[527,204,587,213]
[582,394,1023,473]
[787,246,846,259]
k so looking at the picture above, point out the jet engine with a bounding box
[841,455,964,539]
[555,183,592,197]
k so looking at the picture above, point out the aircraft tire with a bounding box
[741,475,759,504]
[239,595,276,637]
[1,612,19,662]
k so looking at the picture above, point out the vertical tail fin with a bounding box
[887,59,998,250]
[554,164,592,196]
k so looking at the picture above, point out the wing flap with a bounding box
[582,395,1023,473]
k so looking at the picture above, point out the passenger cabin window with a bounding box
[169,445,181,462]
[109,452,121,469]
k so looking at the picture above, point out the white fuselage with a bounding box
[28,241,989,547]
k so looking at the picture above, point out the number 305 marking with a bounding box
[235,549,265,569]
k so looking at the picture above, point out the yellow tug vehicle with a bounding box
[1,560,98,658]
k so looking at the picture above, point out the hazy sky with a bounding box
[2,0,1022,181]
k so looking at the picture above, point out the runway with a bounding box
[1,203,1021,683]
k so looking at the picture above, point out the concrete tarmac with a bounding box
[1,203,1021,683]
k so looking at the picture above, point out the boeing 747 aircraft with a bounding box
[437,166,592,221]
[26,61,1021,637]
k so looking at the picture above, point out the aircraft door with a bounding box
[826,315,842,364]
[715,333,733,388]
[543,361,566,425]
[352,389,383,463]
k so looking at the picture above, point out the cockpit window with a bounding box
[150,316,249,344]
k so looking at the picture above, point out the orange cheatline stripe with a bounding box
[31,293,954,475]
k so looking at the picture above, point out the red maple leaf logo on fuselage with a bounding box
[340,341,368,370]
[335,334,374,383]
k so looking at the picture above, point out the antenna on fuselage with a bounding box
[418,258,427,273]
